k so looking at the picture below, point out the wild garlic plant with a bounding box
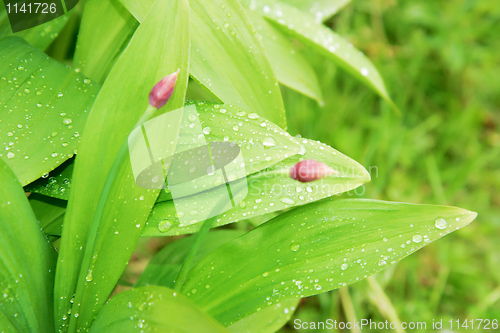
[0,0,477,332]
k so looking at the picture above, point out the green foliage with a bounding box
[0,0,491,332]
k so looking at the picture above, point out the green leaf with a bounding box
[189,0,287,127]
[181,198,477,326]
[227,299,298,333]
[25,158,74,200]
[119,0,287,128]
[24,102,301,202]
[136,230,246,288]
[281,0,351,22]
[89,286,228,333]
[29,193,65,239]
[0,37,99,186]
[241,0,395,109]
[0,0,71,51]
[73,0,139,83]
[245,10,323,104]
[118,0,154,22]
[53,0,191,331]
[136,230,297,332]
[0,159,57,332]
[143,137,369,236]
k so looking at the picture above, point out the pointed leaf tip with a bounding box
[290,159,338,182]
[149,69,180,109]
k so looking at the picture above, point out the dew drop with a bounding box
[290,243,300,252]
[341,263,349,270]
[202,127,211,135]
[7,152,15,159]
[262,137,276,148]
[434,217,448,230]
[158,220,172,233]
[279,197,296,205]
[412,235,423,243]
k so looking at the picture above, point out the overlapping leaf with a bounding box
[282,0,351,22]
[143,137,370,236]
[246,10,323,104]
[29,193,65,240]
[0,0,71,51]
[73,0,139,83]
[136,229,298,332]
[54,0,190,331]
[119,0,287,128]
[241,0,394,108]
[181,199,477,326]
[0,37,99,186]
[89,286,228,333]
[0,159,57,332]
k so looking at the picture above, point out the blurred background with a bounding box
[39,0,500,331]
[278,0,500,331]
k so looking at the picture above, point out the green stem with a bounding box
[174,194,231,292]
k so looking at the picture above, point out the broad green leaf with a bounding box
[74,0,139,83]
[118,0,154,22]
[54,0,191,331]
[143,137,369,236]
[89,286,228,333]
[227,299,298,333]
[136,230,246,288]
[29,193,65,239]
[281,0,351,22]
[241,0,395,108]
[136,230,297,332]
[25,158,74,200]
[189,0,286,127]
[0,37,99,186]
[120,0,287,128]
[181,199,477,326]
[0,0,70,51]
[246,10,323,104]
[0,159,57,332]
[25,102,301,202]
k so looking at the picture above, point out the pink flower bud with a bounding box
[149,69,180,109]
[290,159,337,183]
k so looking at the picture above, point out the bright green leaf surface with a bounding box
[189,0,287,127]
[136,230,246,288]
[0,37,99,186]
[118,0,154,22]
[182,199,477,326]
[136,229,297,332]
[54,0,190,331]
[246,10,323,104]
[227,298,298,333]
[73,0,139,84]
[119,0,287,127]
[0,159,57,332]
[144,137,369,236]
[29,193,65,239]
[24,102,300,202]
[89,286,228,333]
[281,0,351,22]
[0,0,70,51]
[241,0,394,108]
[25,158,74,200]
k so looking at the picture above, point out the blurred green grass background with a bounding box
[278,0,500,331]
